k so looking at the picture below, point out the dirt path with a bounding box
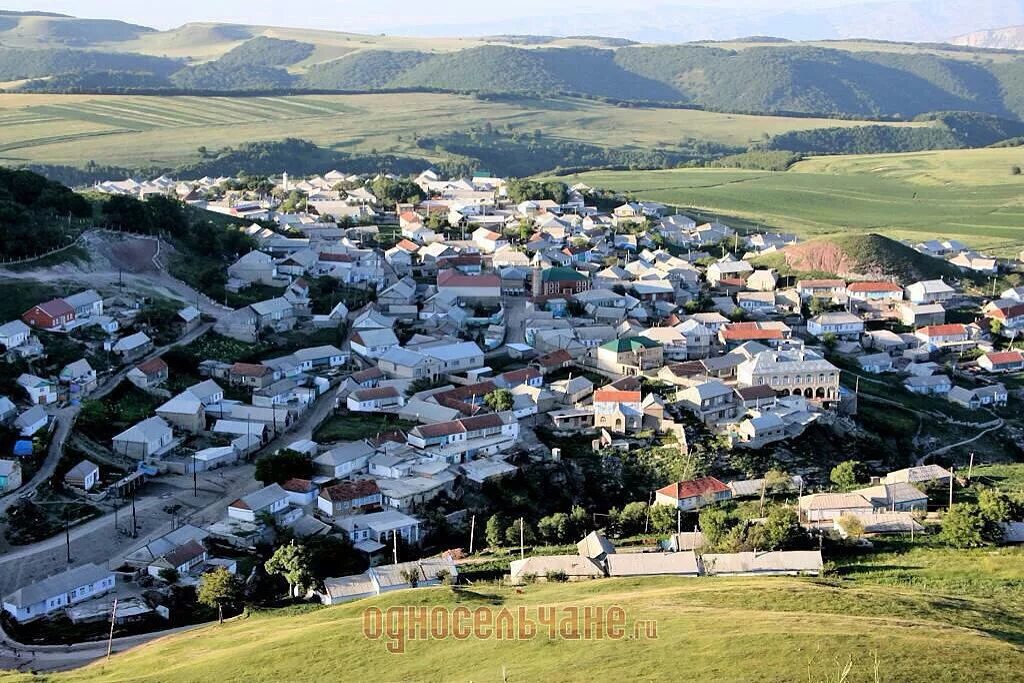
[0,230,231,319]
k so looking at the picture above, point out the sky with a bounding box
[24,0,883,32]
[16,1,1021,42]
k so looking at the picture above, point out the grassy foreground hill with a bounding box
[3,555,1022,683]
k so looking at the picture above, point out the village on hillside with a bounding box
[0,166,1022,650]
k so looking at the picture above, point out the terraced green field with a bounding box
[561,148,1024,254]
[0,93,921,169]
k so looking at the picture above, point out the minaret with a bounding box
[281,171,290,192]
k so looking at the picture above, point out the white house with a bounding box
[0,320,31,350]
[17,373,57,405]
[112,416,175,460]
[347,386,405,412]
[806,312,864,339]
[905,280,955,304]
[2,563,115,622]
[351,328,400,360]
[227,483,289,523]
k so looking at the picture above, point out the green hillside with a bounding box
[6,553,1021,683]
[0,47,182,81]
[11,22,1024,123]
[300,50,431,89]
[556,146,1024,254]
[766,112,1024,154]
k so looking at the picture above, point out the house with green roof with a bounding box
[531,266,592,302]
[597,336,664,376]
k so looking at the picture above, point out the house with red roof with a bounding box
[22,299,75,330]
[655,477,732,511]
[436,269,501,302]
[985,300,1024,332]
[531,349,574,374]
[978,350,1024,373]
[719,321,791,349]
[593,386,644,433]
[127,357,168,390]
[316,480,383,518]
[406,411,519,463]
[914,323,971,350]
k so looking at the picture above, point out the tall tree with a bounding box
[484,388,514,412]
[830,460,861,491]
[265,541,315,597]
[197,567,243,624]
[940,503,986,548]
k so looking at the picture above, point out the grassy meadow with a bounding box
[561,147,1024,254]
[0,93,921,170]
[3,549,1020,683]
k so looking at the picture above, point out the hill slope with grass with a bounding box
[764,233,963,280]
[7,566,1022,683]
[554,146,1024,255]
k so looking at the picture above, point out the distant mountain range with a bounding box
[378,0,1024,44]
[6,9,1024,122]
[952,25,1024,49]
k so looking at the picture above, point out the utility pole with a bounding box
[948,465,955,509]
[468,514,476,554]
[968,452,975,480]
[106,598,118,662]
[131,492,138,538]
[676,508,681,534]
[519,517,525,560]
[393,530,398,565]
[193,451,198,497]
[65,509,72,564]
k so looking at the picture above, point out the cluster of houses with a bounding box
[0,289,206,492]
[9,166,1023,630]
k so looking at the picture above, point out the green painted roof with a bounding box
[542,267,588,282]
[600,336,661,352]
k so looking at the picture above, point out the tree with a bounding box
[830,460,861,491]
[612,501,649,537]
[763,469,792,494]
[254,449,313,485]
[821,332,838,352]
[485,514,507,548]
[399,568,419,588]
[836,513,866,540]
[757,507,804,549]
[698,506,732,548]
[158,568,180,584]
[265,541,315,597]
[197,567,243,624]
[649,504,677,534]
[568,505,589,538]
[808,297,829,316]
[504,518,536,547]
[977,488,1017,541]
[940,503,986,548]
[538,512,570,544]
[989,318,1004,337]
[484,388,514,413]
